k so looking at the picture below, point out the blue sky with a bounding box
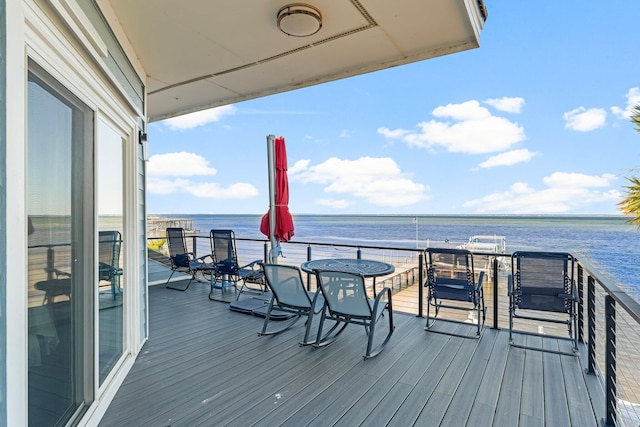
[147,1,639,216]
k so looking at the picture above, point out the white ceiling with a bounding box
[105,0,488,122]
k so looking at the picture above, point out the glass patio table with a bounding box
[300,258,394,297]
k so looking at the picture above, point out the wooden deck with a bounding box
[100,265,603,426]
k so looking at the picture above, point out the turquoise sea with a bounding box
[162,214,640,300]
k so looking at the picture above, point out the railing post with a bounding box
[191,236,198,257]
[605,295,616,427]
[46,246,55,279]
[263,242,268,263]
[306,245,312,291]
[578,265,584,343]
[493,258,498,329]
[588,275,596,375]
[357,247,362,259]
[417,252,423,317]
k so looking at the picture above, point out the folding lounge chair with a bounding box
[165,227,208,291]
[424,248,485,338]
[508,251,579,355]
[208,229,264,301]
[314,270,394,359]
[258,264,331,344]
[98,230,123,300]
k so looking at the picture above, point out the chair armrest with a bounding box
[195,253,212,263]
[558,292,578,301]
[372,286,392,312]
[45,267,71,278]
[240,259,263,270]
[310,288,326,314]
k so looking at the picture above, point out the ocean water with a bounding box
[163,214,640,300]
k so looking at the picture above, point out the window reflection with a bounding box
[27,63,93,427]
[97,119,125,385]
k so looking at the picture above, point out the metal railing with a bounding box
[149,234,640,427]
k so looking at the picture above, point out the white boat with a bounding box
[457,235,509,274]
[458,235,506,254]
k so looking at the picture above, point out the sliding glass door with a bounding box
[27,62,94,426]
[97,119,125,385]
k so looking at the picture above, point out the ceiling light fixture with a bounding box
[277,3,322,37]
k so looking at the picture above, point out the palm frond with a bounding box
[618,176,640,226]
[632,104,640,132]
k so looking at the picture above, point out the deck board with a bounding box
[542,338,571,427]
[520,335,544,425]
[99,281,601,427]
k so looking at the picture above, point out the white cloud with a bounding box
[162,105,237,130]
[147,152,217,177]
[563,107,607,132]
[185,182,258,199]
[377,127,410,139]
[463,172,620,213]
[147,178,190,195]
[478,149,538,169]
[288,159,311,174]
[484,97,525,113]
[380,100,525,154]
[611,87,640,120]
[339,129,354,138]
[290,156,429,207]
[542,172,615,188]
[147,177,258,199]
[315,199,354,209]
[146,151,258,199]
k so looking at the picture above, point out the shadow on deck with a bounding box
[99,274,602,427]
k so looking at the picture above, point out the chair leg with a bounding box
[166,268,193,291]
[258,297,302,336]
[364,301,395,359]
[509,296,514,345]
[425,288,438,330]
[313,310,348,349]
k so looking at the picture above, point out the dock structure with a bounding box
[147,216,199,239]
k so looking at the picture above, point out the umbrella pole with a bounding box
[266,134,279,263]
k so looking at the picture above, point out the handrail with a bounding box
[578,257,640,324]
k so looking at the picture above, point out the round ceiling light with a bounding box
[277,3,322,37]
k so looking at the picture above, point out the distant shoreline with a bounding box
[151,213,628,221]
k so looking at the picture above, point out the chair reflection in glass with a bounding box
[98,230,123,300]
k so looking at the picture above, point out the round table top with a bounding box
[300,258,395,277]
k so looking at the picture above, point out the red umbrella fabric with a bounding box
[260,136,295,242]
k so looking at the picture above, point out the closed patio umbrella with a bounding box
[261,135,294,261]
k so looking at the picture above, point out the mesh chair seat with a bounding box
[508,251,578,355]
[424,248,485,338]
[165,227,208,291]
[208,229,264,301]
[314,270,394,359]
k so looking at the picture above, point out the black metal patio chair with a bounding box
[424,247,486,338]
[208,229,264,301]
[508,251,579,355]
[165,227,208,291]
